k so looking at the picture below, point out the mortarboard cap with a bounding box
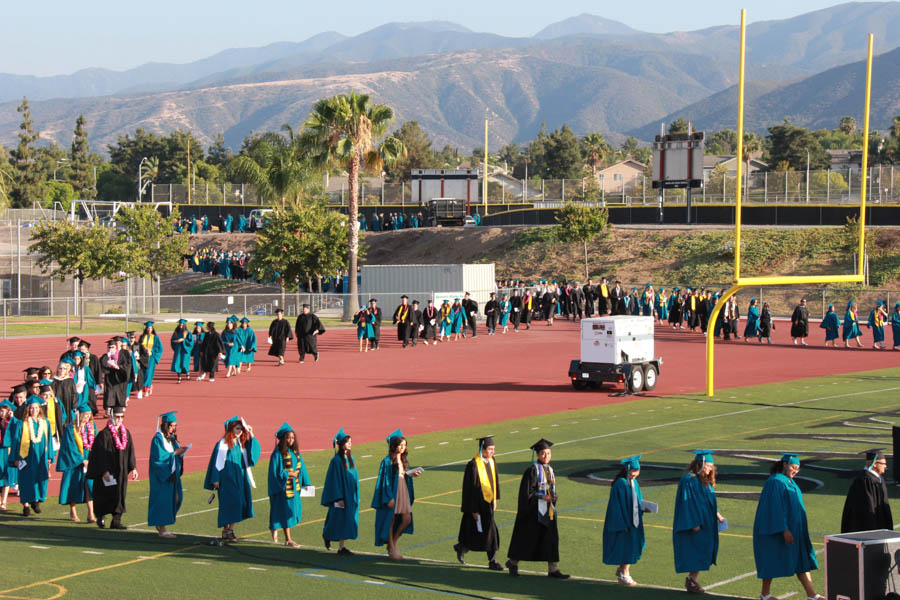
[692,450,715,464]
[224,415,241,430]
[478,435,495,449]
[195,321,204,327]
[177,319,188,325]
[159,411,178,424]
[112,406,126,415]
[143,321,154,328]
[400,295,408,300]
[119,337,130,344]
[861,449,885,462]
[67,336,81,343]
[0,399,14,411]
[72,351,84,358]
[11,384,27,394]
[780,453,801,465]
[23,367,40,376]
[386,429,404,444]
[39,378,53,386]
[620,455,642,471]
[26,395,43,406]
[368,298,377,303]
[240,317,250,323]
[530,438,553,452]
[59,356,75,366]
[228,315,239,322]
[333,427,350,448]
[39,384,52,394]
[275,308,284,313]
[275,422,294,438]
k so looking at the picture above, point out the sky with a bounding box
[6,0,859,76]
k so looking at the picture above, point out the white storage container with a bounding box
[581,316,654,365]
[360,264,496,315]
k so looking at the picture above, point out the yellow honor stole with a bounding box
[474,455,496,504]
[19,417,47,459]
[600,284,609,298]
[283,450,296,498]
[398,305,408,323]
[142,334,155,351]
[73,422,84,455]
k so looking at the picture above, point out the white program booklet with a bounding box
[718,519,729,532]
[300,486,315,497]
[103,476,118,487]
[640,500,658,514]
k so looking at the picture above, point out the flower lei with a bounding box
[81,422,95,450]
[108,421,128,451]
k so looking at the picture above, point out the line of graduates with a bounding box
[188,248,253,282]
[174,213,253,234]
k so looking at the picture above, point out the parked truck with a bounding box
[427,198,467,227]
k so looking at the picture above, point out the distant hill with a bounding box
[533,14,641,39]
[628,45,900,138]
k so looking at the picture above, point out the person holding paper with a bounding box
[462,292,478,337]
[673,450,725,594]
[148,411,187,538]
[13,396,55,517]
[372,430,420,560]
[752,454,822,600]
[322,427,359,555]
[267,308,293,366]
[454,436,503,571]
[169,319,194,384]
[101,338,132,415]
[197,322,226,382]
[57,406,96,523]
[267,422,310,547]
[506,439,569,579]
[602,455,647,586]
[86,406,137,529]
[420,300,438,345]
[203,416,260,542]
[236,317,257,373]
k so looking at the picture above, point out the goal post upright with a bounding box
[704,15,873,397]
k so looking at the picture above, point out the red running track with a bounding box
[2,318,896,481]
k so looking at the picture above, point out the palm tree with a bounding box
[839,116,857,136]
[741,133,761,198]
[296,92,406,321]
[229,125,309,209]
[580,133,610,179]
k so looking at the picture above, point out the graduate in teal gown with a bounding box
[148,411,187,537]
[237,318,257,373]
[819,304,840,346]
[169,319,194,383]
[203,416,260,540]
[602,456,646,586]
[267,422,310,546]
[222,319,241,377]
[138,321,164,394]
[13,396,56,516]
[743,298,760,340]
[842,301,863,346]
[322,427,360,555]
[892,302,900,350]
[0,399,17,509]
[371,430,419,559]
[752,454,821,600]
[866,300,888,349]
[673,451,725,594]
[57,407,96,522]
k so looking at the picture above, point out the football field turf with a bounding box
[2,366,898,600]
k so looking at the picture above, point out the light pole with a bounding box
[138,157,148,201]
[805,149,810,203]
[53,158,68,181]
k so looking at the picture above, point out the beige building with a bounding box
[594,159,646,193]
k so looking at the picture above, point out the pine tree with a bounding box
[207,133,233,168]
[69,114,95,200]
[11,97,44,207]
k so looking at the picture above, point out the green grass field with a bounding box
[2,367,898,600]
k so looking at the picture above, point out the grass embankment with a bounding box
[2,367,898,599]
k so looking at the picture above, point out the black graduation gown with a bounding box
[791,305,809,337]
[410,308,423,343]
[509,296,522,326]
[759,307,772,337]
[583,285,595,316]
[462,299,479,331]
[422,306,438,339]
[132,342,149,390]
[101,350,133,409]
[86,425,136,517]
[200,330,225,373]
[392,304,412,343]
[840,470,894,533]
[458,457,501,555]
[484,300,499,329]
[295,313,325,355]
[507,463,560,562]
[370,307,383,343]
[51,378,78,417]
[267,319,293,357]
[612,288,627,315]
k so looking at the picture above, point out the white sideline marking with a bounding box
[82,550,103,555]
[248,567,267,571]
[30,545,49,549]
[305,573,326,578]
[364,580,385,585]
[439,442,449,446]
[193,561,211,565]
[414,446,426,450]
[704,570,756,589]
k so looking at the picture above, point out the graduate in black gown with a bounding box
[101,338,133,414]
[791,298,810,345]
[86,406,137,529]
[509,290,523,332]
[409,300,423,347]
[506,439,569,579]
[368,299,383,350]
[267,309,293,366]
[51,357,78,416]
[840,450,893,533]
[295,304,325,362]
[454,436,503,571]
[462,292,478,337]
[392,296,412,348]
[199,322,225,382]
[421,299,438,344]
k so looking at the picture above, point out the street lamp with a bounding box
[138,157,148,201]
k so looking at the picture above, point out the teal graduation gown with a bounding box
[602,477,645,565]
[0,417,19,487]
[141,334,164,387]
[170,330,194,375]
[820,312,840,341]
[321,454,360,542]
[14,418,55,504]
[203,436,261,527]
[371,456,414,546]
[752,473,817,579]
[57,417,94,505]
[222,330,241,367]
[744,305,760,338]
[236,327,257,364]
[842,310,862,341]
[267,447,310,530]
[672,473,718,573]
[148,432,184,527]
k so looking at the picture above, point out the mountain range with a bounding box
[1,2,900,153]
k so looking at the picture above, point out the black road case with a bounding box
[824,530,900,600]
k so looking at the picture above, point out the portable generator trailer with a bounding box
[568,316,662,393]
